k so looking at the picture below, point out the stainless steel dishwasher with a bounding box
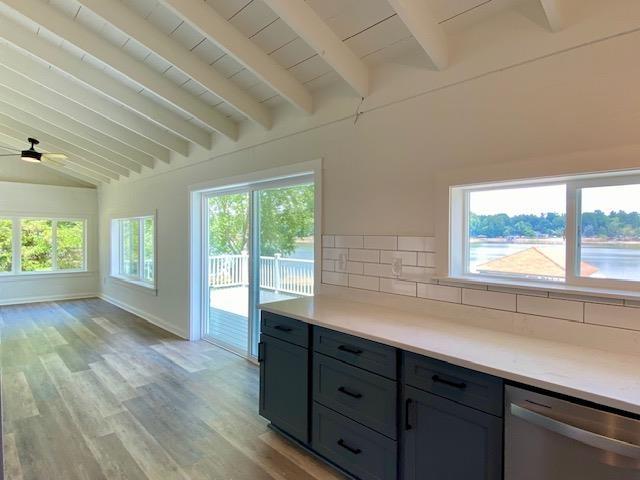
[505,385,640,479]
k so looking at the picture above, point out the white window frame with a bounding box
[450,171,640,294]
[110,214,156,291]
[0,215,87,276]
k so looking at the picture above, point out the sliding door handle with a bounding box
[510,403,640,459]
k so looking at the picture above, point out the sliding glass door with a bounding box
[204,177,315,357]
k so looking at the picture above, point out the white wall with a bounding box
[98,20,640,339]
[0,181,99,305]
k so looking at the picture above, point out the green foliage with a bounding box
[208,184,314,256]
[21,220,53,271]
[0,218,12,272]
[57,221,84,270]
[470,210,640,239]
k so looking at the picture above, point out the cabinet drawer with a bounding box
[314,353,397,439]
[312,403,397,480]
[314,327,397,379]
[261,311,309,348]
[403,353,503,417]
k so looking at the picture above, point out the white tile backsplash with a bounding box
[321,232,640,334]
[335,235,364,248]
[349,249,380,263]
[398,236,436,252]
[462,289,516,311]
[380,250,417,266]
[585,303,640,330]
[364,236,397,250]
[349,274,380,291]
[380,278,417,297]
[517,295,583,322]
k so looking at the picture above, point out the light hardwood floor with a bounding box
[0,298,344,480]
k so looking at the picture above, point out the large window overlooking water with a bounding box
[452,172,640,290]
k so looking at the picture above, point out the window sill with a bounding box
[0,270,93,282]
[440,275,640,301]
[109,275,157,295]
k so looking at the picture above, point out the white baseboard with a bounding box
[99,294,188,339]
[0,292,98,306]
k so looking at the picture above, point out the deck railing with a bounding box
[209,254,314,296]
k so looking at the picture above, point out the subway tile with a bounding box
[335,235,364,248]
[438,280,488,291]
[417,283,462,303]
[462,289,516,311]
[348,274,380,291]
[322,271,348,287]
[349,249,380,263]
[398,236,436,252]
[417,252,436,268]
[400,266,435,283]
[322,248,347,260]
[380,250,417,266]
[548,292,624,305]
[335,261,364,275]
[489,286,548,297]
[624,299,640,308]
[322,235,335,248]
[517,295,583,322]
[363,263,394,278]
[322,259,335,272]
[380,278,417,297]
[585,303,640,331]
[363,236,397,250]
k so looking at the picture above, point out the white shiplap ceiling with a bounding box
[0,0,564,185]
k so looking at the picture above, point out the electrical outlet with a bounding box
[338,252,348,270]
[392,257,403,276]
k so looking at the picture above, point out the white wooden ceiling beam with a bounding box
[0,46,180,159]
[386,0,449,70]
[2,0,237,142]
[0,19,211,150]
[0,126,111,184]
[0,114,120,181]
[0,65,167,165]
[161,0,313,114]
[0,82,148,172]
[539,0,570,32]
[263,0,369,97]
[0,99,132,177]
[76,0,272,130]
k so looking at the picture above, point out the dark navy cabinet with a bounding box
[259,320,310,444]
[402,386,503,480]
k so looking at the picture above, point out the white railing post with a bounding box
[274,253,281,294]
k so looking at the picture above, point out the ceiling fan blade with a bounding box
[0,154,18,157]
[42,153,67,160]
[42,157,66,167]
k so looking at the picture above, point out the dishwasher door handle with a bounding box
[510,403,640,460]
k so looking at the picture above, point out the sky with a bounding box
[470,184,640,216]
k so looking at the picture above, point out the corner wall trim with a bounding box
[0,292,98,306]
[98,294,188,339]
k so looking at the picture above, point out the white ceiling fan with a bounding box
[0,138,67,165]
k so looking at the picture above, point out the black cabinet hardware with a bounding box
[274,325,293,332]
[405,398,413,430]
[432,375,466,390]
[338,386,363,399]
[258,342,265,362]
[337,439,362,455]
[337,344,363,355]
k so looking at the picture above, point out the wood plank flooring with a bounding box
[0,298,344,480]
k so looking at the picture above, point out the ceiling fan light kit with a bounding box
[0,137,67,165]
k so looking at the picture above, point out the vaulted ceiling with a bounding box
[0,0,583,185]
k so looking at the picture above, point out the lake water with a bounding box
[470,242,640,281]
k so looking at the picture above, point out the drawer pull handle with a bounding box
[337,439,362,455]
[405,398,413,430]
[338,386,363,399]
[432,374,466,390]
[337,345,363,355]
[273,325,293,332]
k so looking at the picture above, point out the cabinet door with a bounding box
[259,334,309,443]
[402,386,503,480]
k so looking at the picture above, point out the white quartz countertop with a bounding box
[260,295,640,416]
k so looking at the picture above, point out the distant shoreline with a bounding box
[470,237,640,246]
